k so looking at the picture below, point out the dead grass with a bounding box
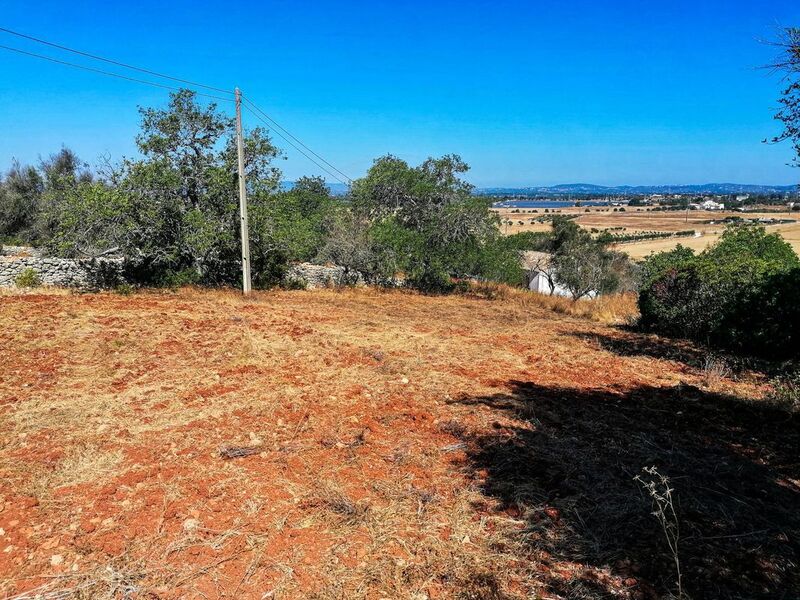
[467,282,638,324]
[0,286,790,600]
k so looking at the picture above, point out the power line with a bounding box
[241,102,348,185]
[0,29,353,184]
[0,44,233,102]
[0,26,232,95]
[242,95,352,184]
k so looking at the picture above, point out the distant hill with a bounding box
[279,181,796,197]
[476,183,798,196]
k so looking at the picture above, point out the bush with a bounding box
[114,283,135,296]
[14,267,41,288]
[768,370,800,413]
[638,224,800,359]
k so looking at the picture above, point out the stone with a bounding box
[283,263,364,289]
[0,251,125,289]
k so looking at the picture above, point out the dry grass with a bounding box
[467,282,638,325]
[0,286,791,600]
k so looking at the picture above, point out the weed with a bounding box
[768,369,800,413]
[634,466,683,599]
[702,355,730,387]
[14,267,41,288]
[115,283,135,296]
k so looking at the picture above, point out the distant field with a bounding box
[495,205,800,258]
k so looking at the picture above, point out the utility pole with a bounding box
[235,87,252,294]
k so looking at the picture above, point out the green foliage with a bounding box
[0,149,94,245]
[768,369,800,413]
[541,216,633,300]
[769,28,800,169]
[639,224,800,358]
[114,283,135,296]
[500,231,550,253]
[40,90,288,288]
[44,181,133,258]
[249,176,336,282]
[0,161,42,243]
[14,267,41,288]
[343,154,515,292]
[1,92,600,296]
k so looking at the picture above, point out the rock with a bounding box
[50,554,63,566]
[0,253,125,289]
[283,263,364,289]
[182,518,201,532]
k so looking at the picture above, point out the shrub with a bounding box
[14,267,41,288]
[768,370,800,413]
[114,283,135,296]
[638,224,800,359]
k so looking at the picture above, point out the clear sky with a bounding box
[1,0,799,187]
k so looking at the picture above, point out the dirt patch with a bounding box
[0,287,792,599]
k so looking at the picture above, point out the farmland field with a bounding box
[1,287,798,599]
[495,206,800,259]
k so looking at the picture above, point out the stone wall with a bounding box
[0,256,125,288]
[0,245,45,258]
[284,263,364,289]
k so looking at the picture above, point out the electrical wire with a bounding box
[0,26,232,95]
[0,29,352,184]
[242,95,352,184]
[0,44,234,102]
[241,101,351,186]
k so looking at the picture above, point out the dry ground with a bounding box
[0,287,798,599]
[495,207,800,258]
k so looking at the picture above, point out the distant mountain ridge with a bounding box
[476,183,798,196]
[280,181,797,197]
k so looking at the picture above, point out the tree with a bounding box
[0,148,91,245]
[120,89,281,284]
[551,238,612,301]
[0,161,42,243]
[46,90,284,286]
[543,216,629,300]
[347,154,508,292]
[248,176,336,287]
[768,27,800,170]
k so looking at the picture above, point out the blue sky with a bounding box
[1,0,799,187]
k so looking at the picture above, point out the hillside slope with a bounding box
[0,288,796,599]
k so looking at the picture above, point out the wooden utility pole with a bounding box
[234,87,252,294]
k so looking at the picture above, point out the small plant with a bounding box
[635,466,683,599]
[281,276,308,291]
[14,267,41,288]
[702,355,730,387]
[114,283,135,296]
[768,370,800,413]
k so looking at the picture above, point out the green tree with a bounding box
[769,27,800,169]
[347,154,509,292]
[0,161,42,243]
[248,176,336,287]
[46,90,284,287]
[542,216,630,300]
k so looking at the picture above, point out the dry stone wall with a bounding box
[0,255,125,288]
[284,263,364,289]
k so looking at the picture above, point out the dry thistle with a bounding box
[634,466,683,599]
